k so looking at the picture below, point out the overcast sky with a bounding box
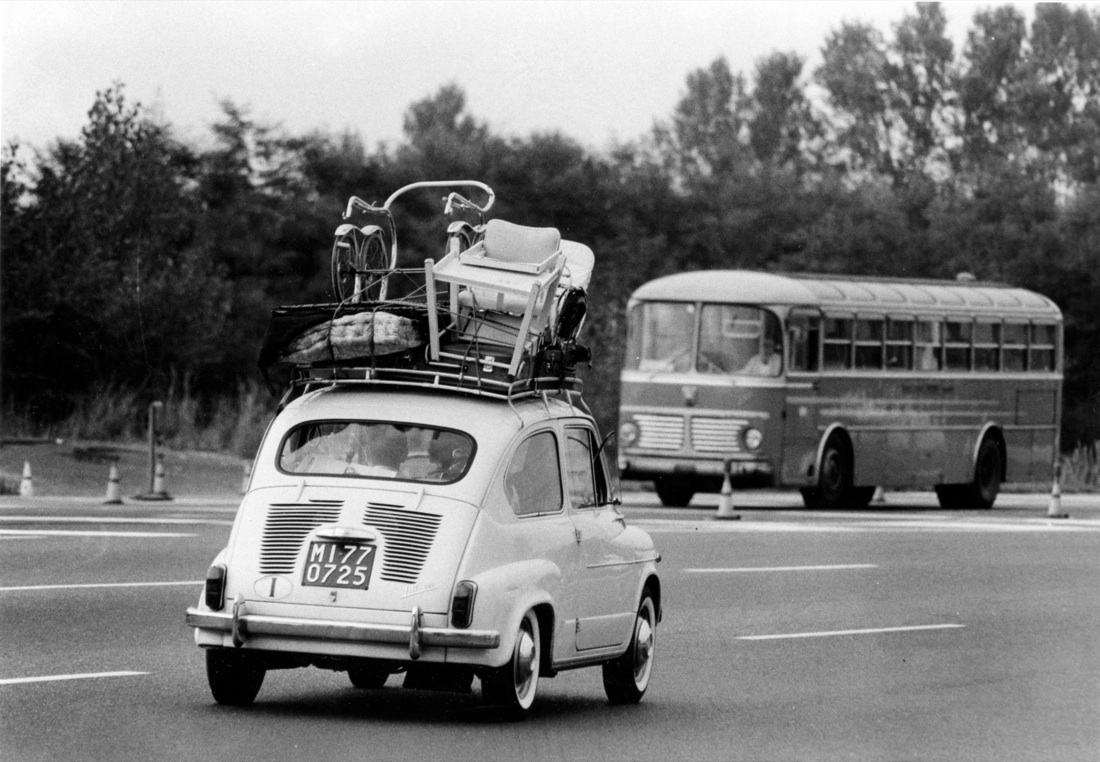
[2,1,1039,154]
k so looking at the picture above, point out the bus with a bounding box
[617,270,1062,509]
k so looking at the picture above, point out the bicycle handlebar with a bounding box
[343,180,495,220]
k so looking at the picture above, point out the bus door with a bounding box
[783,309,823,486]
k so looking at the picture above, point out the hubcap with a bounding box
[822,451,842,493]
[634,618,654,682]
[978,448,998,490]
[514,623,536,700]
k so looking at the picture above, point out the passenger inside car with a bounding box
[426,431,471,481]
[348,425,408,477]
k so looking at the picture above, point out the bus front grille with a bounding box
[690,417,746,454]
[635,414,685,450]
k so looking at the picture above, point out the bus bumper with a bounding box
[618,455,774,481]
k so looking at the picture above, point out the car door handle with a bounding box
[574,527,582,543]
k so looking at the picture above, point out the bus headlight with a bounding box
[742,427,763,451]
[619,421,639,447]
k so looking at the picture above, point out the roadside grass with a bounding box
[1061,442,1100,492]
[3,379,275,458]
[1,380,277,498]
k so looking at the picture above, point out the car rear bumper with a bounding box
[186,603,500,659]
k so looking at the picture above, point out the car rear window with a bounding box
[278,421,475,483]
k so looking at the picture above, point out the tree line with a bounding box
[2,3,1097,448]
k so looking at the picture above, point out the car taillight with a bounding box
[451,580,477,629]
[205,564,227,610]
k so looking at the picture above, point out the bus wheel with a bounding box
[655,477,694,507]
[811,439,851,510]
[935,438,1002,510]
[971,438,1003,509]
[846,486,875,509]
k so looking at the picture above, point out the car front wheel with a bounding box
[481,609,540,717]
[603,589,656,705]
[206,648,265,707]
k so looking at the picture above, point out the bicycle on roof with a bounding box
[332,180,495,303]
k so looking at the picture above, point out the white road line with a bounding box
[0,529,196,538]
[685,564,878,573]
[0,671,148,686]
[738,623,965,641]
[0,516,233,526]
[0,581,202,592]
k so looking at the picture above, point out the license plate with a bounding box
[302,541,376,590]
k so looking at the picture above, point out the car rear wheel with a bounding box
[206,648,265,707]
[603,589,656,705]
[348,663,391,689]
[481,609,540,717]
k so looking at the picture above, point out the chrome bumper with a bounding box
[186,601,499,658]
[619,454,773,478]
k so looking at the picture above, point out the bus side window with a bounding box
[1030,323,1056,371]
[915,320,942,371]
[823,317,852,370]
[944,320,972,371]
[886,319,914,370]
[1003,323,1027,371]
[854,319,884,370]
[974,322,1000,371]
[789,315,819,372]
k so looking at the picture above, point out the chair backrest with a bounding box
[482,219,561,264]
[559,241,594,291]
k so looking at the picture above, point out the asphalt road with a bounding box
[1,490,1098,761]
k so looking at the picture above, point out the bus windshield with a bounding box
[626,301,782,376]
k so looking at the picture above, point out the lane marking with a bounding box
[738,623,965,641]
[635,520,1100,534]
[0,671,148,686]
[0,529,196,538]
[0,581,202,592]
[0,516,232,526]
[685,564,878,573]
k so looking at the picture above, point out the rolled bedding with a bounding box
[279,310,423,364]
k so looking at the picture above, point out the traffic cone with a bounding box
[104,464,122,504]
[1047,462,1068,519]
[715,461,740,520]
[872,486,886,504]
[19,461,34,497]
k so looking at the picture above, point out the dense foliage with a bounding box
[3,4,1098,448]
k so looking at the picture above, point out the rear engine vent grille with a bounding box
[362,504,442,584]
[259,501,344,574]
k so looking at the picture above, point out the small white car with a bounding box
[186,383,661,716]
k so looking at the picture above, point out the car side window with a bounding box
[504,430,563,517]
[565,427,601,509]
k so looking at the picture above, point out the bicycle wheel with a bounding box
[331,226,390,302]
